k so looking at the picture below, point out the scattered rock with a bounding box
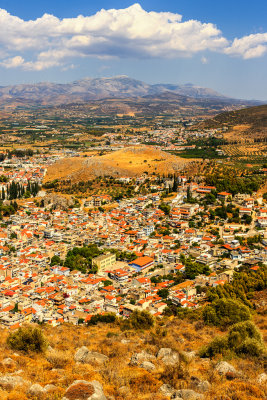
[44,384,57,392]
[0,374,30,390]
[215,361,238,377]
[129,350,156,366]
[171,389,204,400]
[159,383,175,397]
[157,348,179,366]
[28,383,44,397]
[196,381,209,392]
[2,358,16,368]
[118,386,130,396]
[12,369,24,375]
[197,380,210,392]
[63,380,106,400]
[74,347,108,365]
[257,373,267,385]
[140,361,155,371]
[190,376,210,393]
[43,194,76,210]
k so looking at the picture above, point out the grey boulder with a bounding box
[0,374,30,390]
[171,389,204,400]
[190,376,210,392]
[257,373,267,385]
[130,350,156,366]
[2,358,16,368]
[157,348,179,366]
[215,361,237,376]
[140,361,155,371]
[74,347,108,365]
[159,383,175,397]
[28,383,44,396]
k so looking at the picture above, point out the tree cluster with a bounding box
[1,181,40,201]
[64,245,102,273]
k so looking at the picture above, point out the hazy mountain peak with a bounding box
[0,75,253,105]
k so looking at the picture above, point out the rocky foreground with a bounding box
[0,316,266,400]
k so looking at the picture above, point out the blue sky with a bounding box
[0,0,267,100]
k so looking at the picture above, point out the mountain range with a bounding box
[0,75,260,106]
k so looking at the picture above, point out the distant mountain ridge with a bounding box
[0,75,250,106]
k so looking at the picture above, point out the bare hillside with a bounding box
[198,104,267,141]
[45,146,193,183]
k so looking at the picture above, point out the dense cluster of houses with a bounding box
[0,171,267,328]
[0,157,265,328]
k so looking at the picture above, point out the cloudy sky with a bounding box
[0,0,267,100]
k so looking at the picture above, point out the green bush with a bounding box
[87,313,116,326]
[121,310,154,331]
[199,321,265,359]
[7,326,48,353]
[203,298,251,328]
[235,338,265,358]
[199,336,229,358]
[130,310,154,330]
[228,320,261,348]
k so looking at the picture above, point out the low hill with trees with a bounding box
[198,104,267,141]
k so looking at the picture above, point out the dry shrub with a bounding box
[110,342,130,358]
[42,389,65,400]
[46,349,72,369]
[64,382,94,400]
[195,321,205,331]
[100,360,131,388]
[129,372,160,394]
[14,354,32,369]
[7,327,47,353]
[159,363,188,389]
[72,363,99,383]
[146,395,168,400]
[7,392,28,400]
[206,381,265,400]
[24,358,51,382]
[182,331,193,341]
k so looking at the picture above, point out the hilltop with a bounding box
[198,104,267,141]
[44,146,193,183]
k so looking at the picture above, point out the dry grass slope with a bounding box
[198,104,267,141]
[45,146,194,183]
[0,313,265,400]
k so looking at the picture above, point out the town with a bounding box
[0,148,266,329]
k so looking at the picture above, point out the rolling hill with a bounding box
[198,104,267,141]
[44,146,193,183]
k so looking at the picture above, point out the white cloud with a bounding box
[0,4,265,70]
[0,55,61,71]
[201,56,208,64]
[0,56,25,68]
[225,33,267,59]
